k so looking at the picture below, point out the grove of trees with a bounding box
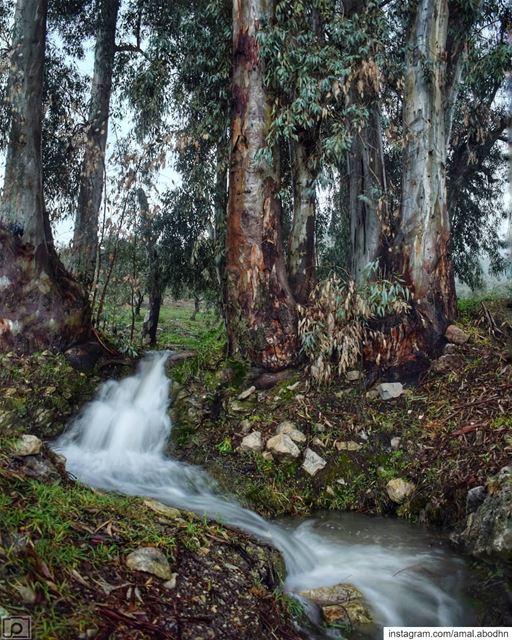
[0,0,510,373]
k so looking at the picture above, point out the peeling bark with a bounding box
[288,132,316,305]
[72,0,120,288]
[226,0,298,371]
[0,0,91,353]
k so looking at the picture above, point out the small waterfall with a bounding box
[55,352,474,630]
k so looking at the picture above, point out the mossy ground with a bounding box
[170,297,512,529]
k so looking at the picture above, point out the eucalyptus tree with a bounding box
[226,0,298,370]
[0,0,90,352]
[72,0,121,287]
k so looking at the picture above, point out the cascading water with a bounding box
[55,352,475,634]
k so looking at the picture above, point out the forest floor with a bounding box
[1,295,511,636]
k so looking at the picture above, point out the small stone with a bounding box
[262,451,274,461]
[390,437,401,449]
[238,386,256,400]
[15,434,42,456]
[13,584,36,604]
[335,440,362,452]
[445,324,469,345]
[126,547,172,580]
[346,370,361,382]
[377,382,403,400]
[286,381,301,391]
[276,421,306,443]
[229,400,248,413]
[302,448,327,476]
[431,354,463,374]
[443,343,457,354]
[386,478,415,503]
[163,573,178,590]
[336,478,347,486]
[466,486,486,514]
[312,437,325,448]
[266,434,300,458]
[240,419,252,434]
[314,423,326,433]
[366,388,380,400]
[143,499,181,519]
[240,431,263,453]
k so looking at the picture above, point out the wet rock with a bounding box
[143,498,181,519]
[377,383,403,400]
[302,448,327,476]
[276,421,306,443]
[64,341,104,372]
[299,583,372,626]
[445,325,469,345]
[386,478,415,503]
[14,434,42,456]
[19,456,60,482]
[266,434,300,458]
[126,547,172,580]
[335,440,362,452]
[240,431,263,453]
[346,370,361,382]
[431,354,463,374]
[466,486,486,514]
[460,466,512,560]
[238,386,256,400]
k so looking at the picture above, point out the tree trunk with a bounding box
[391,0,456,350]
[0,0,90,353]
[72,0,120,288]
[348,100,387,281]
[138,189,163,347]
[288,132,316,305]
[225,0,298,370]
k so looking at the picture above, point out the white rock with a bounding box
[346,370,361,382]
[163,573,178,590]
[15,434,42,456]
[390,437,401,449]
[386,478,415,503]
[240,419,252,434]
[240,431,263,453]
[266,434,300,458]
[377,382,403,400]
[302,448,327,476]
[238,386,256,400]
[126,547,172,580]
[261,451,274,461]
[276,421,306,443]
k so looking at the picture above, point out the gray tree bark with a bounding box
[72,0,120,288]
[0,0,91,353]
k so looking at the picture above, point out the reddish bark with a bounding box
[226,0,298,370]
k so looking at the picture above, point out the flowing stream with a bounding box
[54,352,475,635]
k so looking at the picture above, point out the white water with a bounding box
[55,352,474,634]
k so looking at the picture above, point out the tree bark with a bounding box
[72,0,120,288]
[389,0,457,354]
[348,100,387,281]
[226,0,298,370]
[288,132,316,305]
[0,0,90,353]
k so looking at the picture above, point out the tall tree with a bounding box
[226,0,298,370]
[0,0,90,352]
[72,0,120,287]
[384,0,481,358]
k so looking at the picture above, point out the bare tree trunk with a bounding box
[226,0,298,371]
[0,0,90,353]
[190,295,200,321]
[288,132,316,305]
[392,0,456,348]
[138,189,163,347]
[72,0,120,288]
[349,101,387,281]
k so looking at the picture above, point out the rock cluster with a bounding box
[299,583,373,626]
